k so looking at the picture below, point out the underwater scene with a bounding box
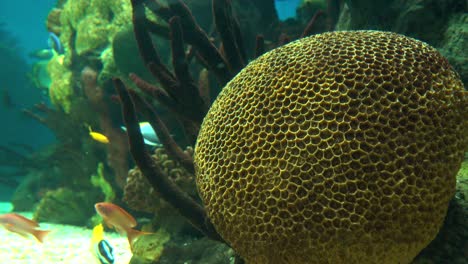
[0,0,467,263]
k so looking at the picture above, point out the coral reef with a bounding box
[130,230,171,263]
[124,147,196,214]
[45,0,133,98]
[30,60,51,91]
[33,187,99,225]
[90,162,115,202]
[60,0,131,56]
[152,237,234,264]
[10,171,52,211]
[112,0,466,263]
[195,31,468,263]
[18,103,113,224]
[46,8,62,35]
[82,66,129,188]
[124,146,200,237]
[47,55,73,113]
[114,0,250,245]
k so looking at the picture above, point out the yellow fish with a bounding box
[88,126,109,144]
[91,223,105,244]
[91,223,115,264]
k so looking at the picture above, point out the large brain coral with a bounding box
[194,31,468,264]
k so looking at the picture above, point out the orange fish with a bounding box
[0,213,51,243]
[94,202,146,247]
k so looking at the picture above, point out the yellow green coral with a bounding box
[60,0,131,55]
[90,162,115,226]
[91,162,115,202]
[47,54,73,113]
[56,0,132,86]
[131,230,171,263]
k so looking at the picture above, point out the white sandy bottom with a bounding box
[0,209,132,264]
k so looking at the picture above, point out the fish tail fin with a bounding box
[126,228,148,250]
[33,229,51,243]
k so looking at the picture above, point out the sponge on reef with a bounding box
[194,31,468,264]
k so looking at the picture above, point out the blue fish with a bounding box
[47,32,64,54]
[95,239,115,264]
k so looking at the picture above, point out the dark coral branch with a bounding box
[22,109,46,124]
[255,35,265,59]
[144,0,232,86]
[129,72,199,146]
[114,78,224,243]
[212,0,246,74]
[169,16,194,92]
[144,20,170,38]
[168,16,208,124]
[0,146,29,166]
[301,10,325,38]
[131,0,178,92]
[131,0,163,66]
[129,73,177,112]
[21,103,56,127]
[128,89,195,174]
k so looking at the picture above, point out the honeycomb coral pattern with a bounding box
[124,147,196,213]
[194,31,468,264]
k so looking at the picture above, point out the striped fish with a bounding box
[95,239,115,264]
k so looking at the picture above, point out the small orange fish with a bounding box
[94,202,146,247]
[0,213,51,243]
[88,126,109,144]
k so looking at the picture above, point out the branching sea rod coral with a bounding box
[115,0,248,251]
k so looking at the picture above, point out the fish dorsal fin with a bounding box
[13,214,39,227]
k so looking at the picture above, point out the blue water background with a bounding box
[275,0,301,20]
[0,0,56,200]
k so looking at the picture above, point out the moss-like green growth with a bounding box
[58,0,132,85]
[89,162,115,226]
[75,16,110,55]
[91,162,115,202]
[33,187,99,225]
[47,54,73,113]
[130,230,171,263]
[60,0,131,55]
[30,60,51,90]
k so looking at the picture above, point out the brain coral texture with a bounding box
[194,31,468,264]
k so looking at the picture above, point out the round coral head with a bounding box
[194,31,468,264]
